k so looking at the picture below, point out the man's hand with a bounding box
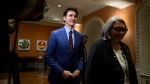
[61,70,73,80]
[73,70,80,78]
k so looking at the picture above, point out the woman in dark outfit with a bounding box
[85,16,138,84]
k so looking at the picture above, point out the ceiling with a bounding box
[25,0,136,27]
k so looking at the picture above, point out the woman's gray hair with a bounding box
[101,16,127,40]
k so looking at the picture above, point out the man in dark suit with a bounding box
[83,35,89,62]
[81,35,89,84]
[45,7,84,84]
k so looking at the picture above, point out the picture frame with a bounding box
[36,40,47,51]
[18,39,30,50]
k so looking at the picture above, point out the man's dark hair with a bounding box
[83,35,89,38]
[63,7,78,16]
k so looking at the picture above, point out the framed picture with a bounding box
[36,40,47,51]
[18,39,30,50]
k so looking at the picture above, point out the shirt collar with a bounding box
[64,26,74,34]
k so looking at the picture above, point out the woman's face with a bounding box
[109,21,128,42]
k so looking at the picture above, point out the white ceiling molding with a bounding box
[22,19,64,27]
[26,0,136,27]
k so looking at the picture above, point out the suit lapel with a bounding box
[60,27,72,52]
[73,30,79,53]
[103,41,123,72]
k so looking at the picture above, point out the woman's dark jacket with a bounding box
[85,39,138,84]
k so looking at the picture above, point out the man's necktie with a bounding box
[69,31,73,52]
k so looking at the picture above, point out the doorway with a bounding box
[82,17,104,58]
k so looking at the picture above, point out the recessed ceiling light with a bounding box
[58,5,61,7]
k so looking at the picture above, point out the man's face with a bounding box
[63,10,77,28]
[84,37,88,44]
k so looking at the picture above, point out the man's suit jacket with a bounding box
[45,27,84,84]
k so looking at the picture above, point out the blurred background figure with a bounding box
[0,0,48,84]
[81,35,89,84]
[83,35,89,62]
